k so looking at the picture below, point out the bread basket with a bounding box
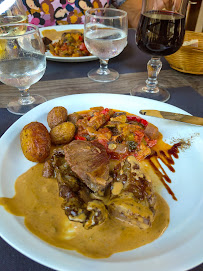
[165,31,203,75]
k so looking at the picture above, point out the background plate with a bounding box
[39,25,98,62]
[0,94,202,271]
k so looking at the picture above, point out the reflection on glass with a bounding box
[0,0,28,25]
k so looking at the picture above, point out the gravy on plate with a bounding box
[0,162,169,258]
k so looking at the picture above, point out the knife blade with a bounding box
[139,110,203,126]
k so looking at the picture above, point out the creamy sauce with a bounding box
[0,163,169,258]
[0,107,183,258]
[42,29,83,41]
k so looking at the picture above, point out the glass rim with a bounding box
[0,23,39,39]
[85,8,127,19]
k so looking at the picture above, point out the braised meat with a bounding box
[144,123,160,140]
[42,37,52,51]
[42,36,52,46]
[41,107,160,230]
[43,149,108,229]
[108,156,156,229]
[43,145,157,230]
[63,140,111,193]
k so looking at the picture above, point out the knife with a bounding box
[139,110,203,126]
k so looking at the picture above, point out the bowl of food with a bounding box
[40,25,98,62]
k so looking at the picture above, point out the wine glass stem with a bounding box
[97,59,110,75]
[18,88,35,105]
[145,57,162,93]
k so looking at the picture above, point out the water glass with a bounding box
[84,8,128,83]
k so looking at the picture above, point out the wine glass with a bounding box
[0,0,27,25]
[131,0,189,102]
[0,23,47,115]
[84,8,128,83]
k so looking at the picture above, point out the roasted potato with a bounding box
[47,106,68,129]
[50,122,76,145]
[20,122,51,163]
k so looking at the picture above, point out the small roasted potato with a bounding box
[47,106,68,129]
[20,122,51,162]
[50,122,76,145]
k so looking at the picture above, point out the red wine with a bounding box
[136,11,185,56]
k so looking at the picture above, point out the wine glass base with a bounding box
[130,85,170,102]
[88,68,119,83]
[7,94,47,115]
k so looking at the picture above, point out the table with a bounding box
[0,29,203,271]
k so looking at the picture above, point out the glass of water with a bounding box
[0,23,46,115]
[84,8,128,83]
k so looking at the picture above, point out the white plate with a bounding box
[0,94,203,271]
[39,25,98,62]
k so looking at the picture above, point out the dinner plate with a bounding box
[39,25,98,62]
[0,94,203,271]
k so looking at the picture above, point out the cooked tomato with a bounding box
[48,31,91,57]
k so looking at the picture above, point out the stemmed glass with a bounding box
[131,0,189,102]
[0,0,27,25]
[84,8,128,83]
[0,23,46,115]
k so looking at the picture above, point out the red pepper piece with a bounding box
[147,139,157,147]
[127,115,148,127]
[134,131,144,144]
[97,139,108,149]
[126,115,141,122]
[100,108,109,115]
[79,42,87,51]
[61,44,68,51]
[140,119,148,127]
[78,35,83,41]
[75,135,86,141]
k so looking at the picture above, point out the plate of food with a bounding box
[39,25,98,62]
[0,93,202,271]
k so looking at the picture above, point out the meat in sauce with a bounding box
[0,106,184,258]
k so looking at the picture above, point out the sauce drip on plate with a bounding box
[147,140,182,201]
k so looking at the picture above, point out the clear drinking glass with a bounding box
[84,8,128,83]
[0,23,46,115]
[131,0,189,102]
[0,0,28,25]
